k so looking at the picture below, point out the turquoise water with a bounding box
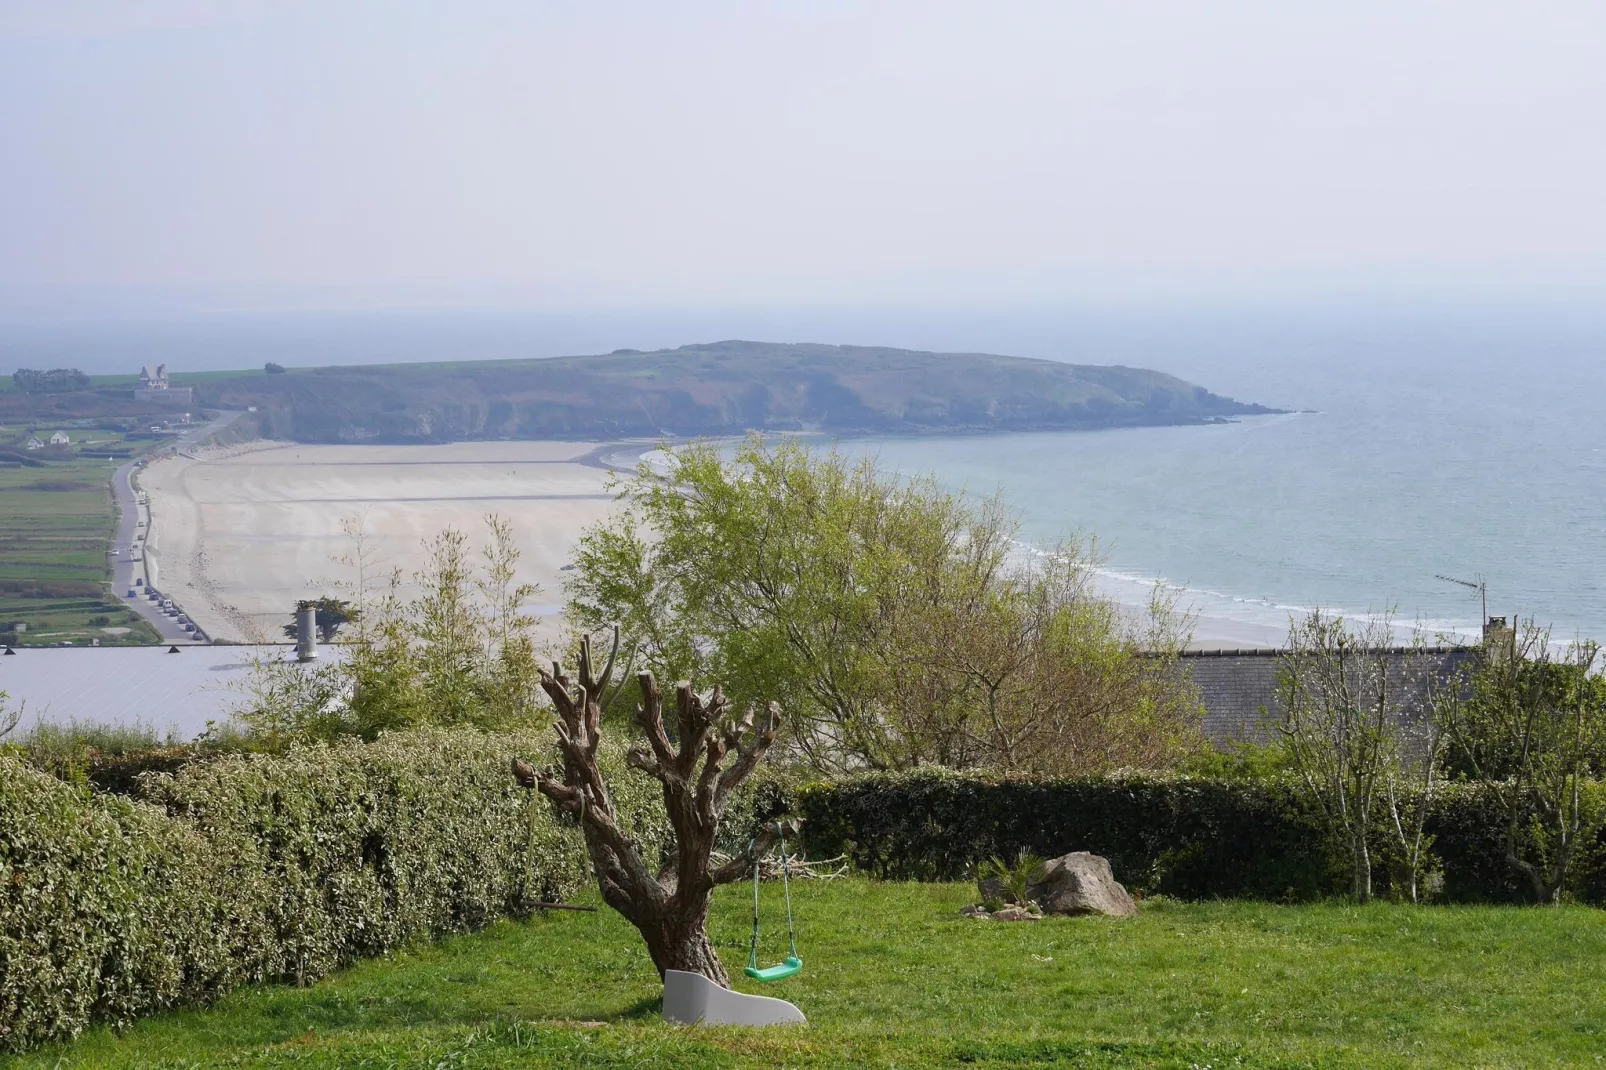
[851,308,1606,645]
[7,301,1602,643]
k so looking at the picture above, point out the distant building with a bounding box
[24,436,43,451]
[134,363,193,404]
[1177,645,1478,746]
[48,430,70,445]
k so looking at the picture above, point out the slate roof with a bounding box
[1175,646,1480,745]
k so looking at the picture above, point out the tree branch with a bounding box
[633,671,679,774]
[717,701,783,806]
[708,821,786,885]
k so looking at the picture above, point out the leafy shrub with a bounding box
[0,727,656,1053]
[11,368,91,393]
[795,769,1606,904]
[976,850,1044,904]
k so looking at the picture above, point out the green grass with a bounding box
[0,443,161,645]
[16,880,1606,1068]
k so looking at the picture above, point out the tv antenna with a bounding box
[1435,573,1487,627]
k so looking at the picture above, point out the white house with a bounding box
[24,436,43,451]
[48,431,70,445]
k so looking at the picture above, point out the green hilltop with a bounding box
[184,341,1282,444]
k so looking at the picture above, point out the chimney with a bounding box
[295,603,318,662]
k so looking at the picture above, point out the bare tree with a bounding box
[514,629,785,987]
[1278,612,1429,902]
[0,689,20,739]
[1382,687,1449,904]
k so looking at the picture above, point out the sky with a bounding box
[2,0,1604,317]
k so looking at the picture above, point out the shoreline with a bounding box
[132,432,1474,652]
[137,439,627,644]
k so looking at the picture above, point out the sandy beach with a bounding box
[138,437,1291,649]
[138,440,634,643]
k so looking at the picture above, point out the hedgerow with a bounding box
[795,769,1606,904]
[0,727,666,1053]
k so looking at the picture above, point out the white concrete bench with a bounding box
[661,970,806,1026]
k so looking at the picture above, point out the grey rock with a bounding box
[977,875,1013,904]
[991,905,1041,922]
[1025,852,1137,917]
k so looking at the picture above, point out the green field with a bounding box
[19,880,1605,1068]
[0,432,160,646]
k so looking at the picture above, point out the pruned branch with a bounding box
[717,701,783,806]
[511,640,788,988]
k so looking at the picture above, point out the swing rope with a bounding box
[745,821,802,981]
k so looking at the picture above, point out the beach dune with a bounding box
[138,441,628,643]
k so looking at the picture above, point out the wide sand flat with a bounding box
[139,441,631,642]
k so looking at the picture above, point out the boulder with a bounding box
[1025,852,1136,917]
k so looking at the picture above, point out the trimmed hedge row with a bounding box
[795,769,1606,904]
[0,728,663,1054]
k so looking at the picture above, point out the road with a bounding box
[109,410,244,644]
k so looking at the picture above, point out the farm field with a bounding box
[20,880,1606,1069]
[0,430,161,646]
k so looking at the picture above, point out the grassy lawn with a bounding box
[16,880,1606,1069]
[0,438,161,646]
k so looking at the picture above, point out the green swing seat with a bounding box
[745,822,803,984]
[745,956,803,983]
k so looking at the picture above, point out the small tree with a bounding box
[228,514,543,745]
[1382,685,1449,904]
[1439,622,1605,904]
[513,629,784,987]
[264,362,287,374]
[0,690,20,739]
[569,436,1201,774]
[1277,611,1432,902]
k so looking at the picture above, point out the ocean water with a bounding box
[5,300,1603,645]
[848,306,1606,646]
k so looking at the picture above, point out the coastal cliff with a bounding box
[192,340,1284,444]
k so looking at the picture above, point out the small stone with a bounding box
[991,905,1041,922]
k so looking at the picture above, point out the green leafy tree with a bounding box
[11,368,91,392]
[1439,622,1606,904]
[568,435,1201,774]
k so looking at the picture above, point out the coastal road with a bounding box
[110,410,244,643]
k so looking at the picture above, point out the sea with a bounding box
[4,298,1603,648]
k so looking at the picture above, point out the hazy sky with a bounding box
[2,0,1604,313]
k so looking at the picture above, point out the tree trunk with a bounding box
[514,630,785,991]
[643,895,729,987]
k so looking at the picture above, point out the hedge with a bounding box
[795,769,1606,904]
[0,728,666,1054]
